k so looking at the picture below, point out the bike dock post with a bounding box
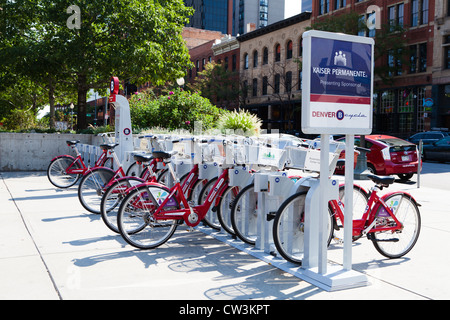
[299,30,373,291]
[108,76,135,171]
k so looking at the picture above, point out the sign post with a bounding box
[301,30,373,290]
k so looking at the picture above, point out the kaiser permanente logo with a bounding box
[312,50,369,79]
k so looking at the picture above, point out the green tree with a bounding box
[1,0,193,129]
[188,62,240,109]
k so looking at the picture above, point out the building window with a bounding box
[285,71,292,93]
[253,50,258,68]
[252,78,258,97]
[275,44,281,62]
[358,13,376,37]
[286,41,293,59]
[319,0,329,15]
[262,76,268,95]
[410,43,427,73]
[334,0,346,10]
[411,0,428,27]
[263,47,269,65]
[224,57,228,70]
[244,53,249,70]
[242,80,248,99]
[388,49,402,76]
[232,54,237,71]
[389,3,404,28]
[274,74,280,94]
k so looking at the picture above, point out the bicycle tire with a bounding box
[272,191,334,265]
[371,193,421,259]
[100,176,145,233]
[78,167,115,214]
[126,161,143,177]
[217,186,239,236]
[47,156,82,188]
[198,177,221,230]
[331,184,370,243]
[230,183,258,245]
[117,184,179,249]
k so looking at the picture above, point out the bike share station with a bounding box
[198,30,375,291]
[76,31,374,291]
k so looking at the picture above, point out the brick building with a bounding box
[237,12,312,132]
[312,0,438,137]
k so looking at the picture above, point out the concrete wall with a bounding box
[0,133,105,171]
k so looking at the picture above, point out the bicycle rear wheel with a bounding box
[217,186,239,236]
[78,167,115,214]
[117,185,179,249]
[230,184,258,244]
[371,193,421,259]
[331,184,369,243]
[198,177,221,230]
[272,191,334,265]
[100,177,144,233]
[47,156,81,188]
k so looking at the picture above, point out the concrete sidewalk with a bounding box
[0,170,448,300]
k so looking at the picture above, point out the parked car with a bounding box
[422,136,450,163]
[335,135,420,181]
[407,131,449,145]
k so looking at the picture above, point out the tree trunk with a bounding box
[76,74,88,130]
[48,78,56,129]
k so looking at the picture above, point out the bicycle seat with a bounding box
[100,143,119,150]
[66,140,80,146]
[152,150,178,159]
[133,154,154,163]
[367,174,395,186]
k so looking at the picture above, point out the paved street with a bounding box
[0,161,449,300]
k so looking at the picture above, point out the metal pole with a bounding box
[319,133,330,275]
[344,134,355,271]
[417,139,423,188]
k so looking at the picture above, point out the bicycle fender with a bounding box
[50,154,75,162]
[382,191,421,207]
[83,166,115,176]
[124,181,167,194]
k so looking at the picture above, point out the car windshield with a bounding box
[378,138,413,146]
[378,138,416,152]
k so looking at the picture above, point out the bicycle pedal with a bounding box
[186,226,194,232]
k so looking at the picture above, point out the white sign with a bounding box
[302,30,374,134]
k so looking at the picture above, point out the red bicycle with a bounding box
[47,140,113,188]
[100,155,207,234]
[116,150,239,249]
[272,174,421,264]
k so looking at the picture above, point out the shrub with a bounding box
[129,88,223,131]
[1,108,36,131]
[216,109,262,136]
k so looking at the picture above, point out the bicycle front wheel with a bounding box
[371,193,421,259]
[100,177,144,233]
[273,191,334,265]
[117,185,179,249]
[78,168,115,214]
[47,156,81,188]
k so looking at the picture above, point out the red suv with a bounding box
[336,135,420,181]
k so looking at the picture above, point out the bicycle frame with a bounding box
[330,186,405,238]
[136,165,229,227]
[51,144,111,175]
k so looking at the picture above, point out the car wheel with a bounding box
[397,173,414,181]
[367,164,376,174]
